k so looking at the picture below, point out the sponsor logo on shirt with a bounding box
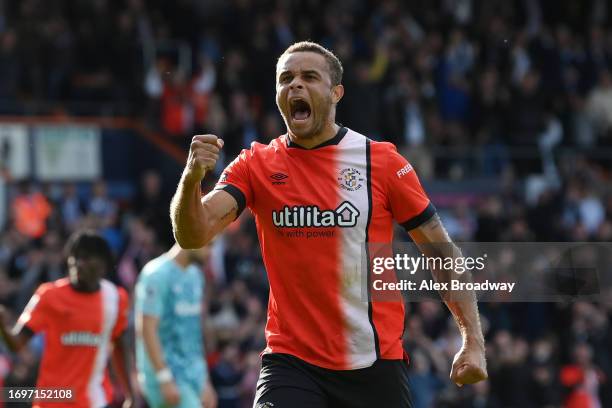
[338,168,364,191]
[174,302,202,316]
[396,163,413,178]
[270,173,288,185]
[61,332,102,347]
[272,201,359,228]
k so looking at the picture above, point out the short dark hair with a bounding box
[279,41,344,86]
[64,230,114,270]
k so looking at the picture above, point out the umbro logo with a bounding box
[270,173,288,185]
[270,173,288,181]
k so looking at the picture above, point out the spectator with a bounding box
[10,180,51,240]
[586,70,612,144]
[132,170,173,247]
[59,183,85,233]
[211,342,243,408]
[560,343,605,408]
[408,349,445,408]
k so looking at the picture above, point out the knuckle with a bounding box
[194,134,218,143]
[203,143,219,153]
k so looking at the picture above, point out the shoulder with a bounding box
[187,265,204,282]
[40,278,70,296]
[101,279,129,300]
[33,282,54,301]
[341,128,398,153]
[238,137,287,160]
[369,140,409,170]
[369,139,399,155]
[139,256,172,282]
[30,278,68,309]
[347,130,401,169]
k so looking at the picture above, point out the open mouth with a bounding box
[290,98,311,121]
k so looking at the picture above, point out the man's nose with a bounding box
[289,78,303,89]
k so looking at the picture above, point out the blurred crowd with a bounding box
[2,178,611,408]
[1,0,612,407]
[1,0,612,176]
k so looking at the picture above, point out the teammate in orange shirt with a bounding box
[171,41,487,407]
[0,230,134,408]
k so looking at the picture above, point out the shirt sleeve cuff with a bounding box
[400,202,437,231]
[214,184,246,218]
[21,323,36,337]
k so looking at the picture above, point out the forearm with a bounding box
[410,216,484,346]
[444,295,484,346]
[0,322,28,353]
[112,335,135,397]
[170,173,208,249]
[142,319,169,372]
[0,323,19,352]
[424,245,484,345]
[410,215,488,385]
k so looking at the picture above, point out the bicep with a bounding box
[201,188,240,241]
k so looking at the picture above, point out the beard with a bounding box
[280,95,332,140]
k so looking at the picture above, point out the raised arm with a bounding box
[408,214,488,386]
[170,135,237,249]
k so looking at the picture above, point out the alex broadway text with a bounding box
[372,279,516,293]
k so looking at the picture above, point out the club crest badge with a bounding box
[338,167,364,191]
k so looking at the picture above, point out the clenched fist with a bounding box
[450,341,488,386]
[185,135,224,183]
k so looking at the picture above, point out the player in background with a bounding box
[134,243,217,408]
[171,41,487,407]
[0,230,134,408]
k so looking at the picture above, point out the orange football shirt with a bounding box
[17,278,128,408]
[215,127,435,370]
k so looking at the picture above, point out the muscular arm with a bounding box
[170,184,238,249]
[170,134,235,249]
[409,214,487,385]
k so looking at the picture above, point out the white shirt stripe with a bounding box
[337,129,377,369]
[88,279,119,408]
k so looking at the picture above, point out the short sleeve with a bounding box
[112,287,129,339]
[386,146,436,230]
[17,284,52,333]
[214,149,254,217]
[135,270,167,318]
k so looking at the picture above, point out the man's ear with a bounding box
[331,84,344,104]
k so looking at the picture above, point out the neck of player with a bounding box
[288,122,340,149]
[71,281,100,292]
[168,243,190,269]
